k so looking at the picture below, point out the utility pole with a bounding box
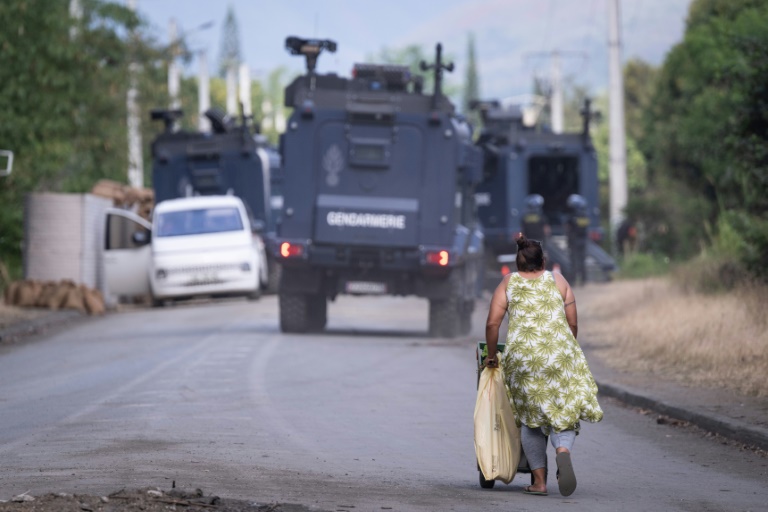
[550,51,563,134]
[168,18,181,111]
[198,50,211,132]
[226,64,237,115]
[524,50,584,133]
[239,63,252,118]
[126,0,143,188]
[608,0,628,233]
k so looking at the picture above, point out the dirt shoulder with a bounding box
[0,487,323,512]
[576,277,767,398]
[0,301,53,330]
[576,277,768,447]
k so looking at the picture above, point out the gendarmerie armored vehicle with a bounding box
[472,99,615,282]
[269,37,484,336]
[150,108,281,292]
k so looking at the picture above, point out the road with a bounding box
[0,296,766,512]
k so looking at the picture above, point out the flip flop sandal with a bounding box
[556,452,577,497]
[522,486,548,496]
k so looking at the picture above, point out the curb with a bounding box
[596,379,768,452]
[0,310,86,344]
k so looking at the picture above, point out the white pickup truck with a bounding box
[103,195,268,306]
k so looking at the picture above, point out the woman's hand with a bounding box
[484,354,498,368]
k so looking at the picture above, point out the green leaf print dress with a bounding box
[500,271,603,433]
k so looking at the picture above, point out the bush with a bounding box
[672,252,751,294]
[623,181,713,261]
[715,210,768,283]
[616,252,671,279]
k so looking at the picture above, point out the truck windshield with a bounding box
[156,207,244,237]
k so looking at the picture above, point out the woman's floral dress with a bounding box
[500,271,603,433]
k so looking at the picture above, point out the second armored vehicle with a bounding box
[269,37,485,336]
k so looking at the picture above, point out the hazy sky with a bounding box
[135,0,692,101]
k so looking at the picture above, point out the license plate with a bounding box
[345,281,387,294]
[188,273,221,286]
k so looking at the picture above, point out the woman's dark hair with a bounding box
[516,234,545,272]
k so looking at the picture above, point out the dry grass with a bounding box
[577,277,768,397]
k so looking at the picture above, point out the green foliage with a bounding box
[715,210,768,281]
[623,59,658,143]
[623,180,713,259]
[616,252,670,279]
[590,91,649,231]
[0,0,289,273]
[636,0,768,280]
[0,0,147,266]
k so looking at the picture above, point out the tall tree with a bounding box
[462,33,481,127]
[217,5,241,78]
[639,0,768,272]
[623,59,657,144]
[0,0,167,277]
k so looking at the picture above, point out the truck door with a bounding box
[102,209,152,297]
[312,120,423,247]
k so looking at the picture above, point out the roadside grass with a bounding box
[615,252,671,279]
[578,277,768,397]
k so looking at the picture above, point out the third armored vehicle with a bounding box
[269,37,484,336]
[472,99,615,282]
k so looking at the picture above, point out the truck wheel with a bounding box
[307,294,327,332]
[429,296,460,338]
[279,292,309,333]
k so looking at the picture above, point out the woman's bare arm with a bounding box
[484,275,510,366]
[554,271,578,339]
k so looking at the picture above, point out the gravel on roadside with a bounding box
[0,487,326,512]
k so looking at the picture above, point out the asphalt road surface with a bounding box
[0,296,766,512]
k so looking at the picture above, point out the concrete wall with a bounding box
[24,193,113,289]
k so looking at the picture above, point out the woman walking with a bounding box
[483,234,603,496]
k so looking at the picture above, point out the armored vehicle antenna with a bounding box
[285,36,337,75]
[420,43,454,111]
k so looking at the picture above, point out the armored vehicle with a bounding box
[270,37,484,336]
[150,108,280,291]
[472,99,615,282]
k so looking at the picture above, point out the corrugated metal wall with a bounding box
[24,193,113,290]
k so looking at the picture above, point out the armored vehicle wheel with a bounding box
[247,286,262,301]
[429,296,460,338]
[307,294,327,332]
[279,292,309,333]
[266,261,281,294]
[479,471,495,489]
